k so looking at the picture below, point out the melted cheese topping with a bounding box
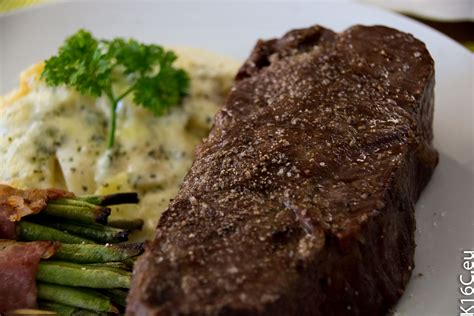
[0,47,239,240]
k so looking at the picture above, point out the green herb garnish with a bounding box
[41,29,190,148]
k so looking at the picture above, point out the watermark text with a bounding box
[460,250,474,316]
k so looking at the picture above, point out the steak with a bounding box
[127,25,438,315]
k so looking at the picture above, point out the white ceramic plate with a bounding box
[1,1,473,315]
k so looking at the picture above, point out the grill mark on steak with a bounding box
[127,24,438,316]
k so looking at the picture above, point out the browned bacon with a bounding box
[0,185,70,311]
[0,185,73,231]
[0,240,59,312]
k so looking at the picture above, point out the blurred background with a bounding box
[0,0,473,51]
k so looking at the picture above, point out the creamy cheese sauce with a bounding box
[0,47,239,240]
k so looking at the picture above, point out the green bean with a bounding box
[85,261,132,272]
[5,309,55,315]
[76,192,139,206]
[36,218,129,243]
[101,289,128,307]
[18,221,93,244]
[37,261,131,289]
[39,301,77,315]
[123,257,137,269]
[43,203,110,224]
[49,199,99,209]
[53,243,143,263]
[37,283,118,313]
[38,301,105,316]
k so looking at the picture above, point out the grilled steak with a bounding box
[127,25,438,315]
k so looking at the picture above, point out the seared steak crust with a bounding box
[127,25,438,316]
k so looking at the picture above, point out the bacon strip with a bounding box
[0,184,74,227]
[0,212,16,239]
[0,185,70,311]
[0,240,59,312]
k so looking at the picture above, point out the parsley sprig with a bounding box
[41,29,189,148]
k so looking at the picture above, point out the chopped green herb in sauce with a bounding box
[42,29,190,148]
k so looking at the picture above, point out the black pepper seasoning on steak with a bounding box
[127,25,438,316]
